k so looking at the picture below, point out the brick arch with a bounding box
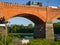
[7,13,44,24]
[4,11,45,22]
[0,2,46,22]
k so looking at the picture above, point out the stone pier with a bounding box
[34,21,54,41]
[0,24,7,40]
[34,22,45,38]
[46,21,54,41]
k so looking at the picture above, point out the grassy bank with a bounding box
[9,33,33,36]
[24,39,60,45]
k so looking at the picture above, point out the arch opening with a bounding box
[53,17,60,40]
[7,13,45,39]
[9,13,44,24]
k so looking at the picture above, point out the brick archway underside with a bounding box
[8,14,44,24]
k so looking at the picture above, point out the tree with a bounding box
[28,24,34,29]
[53,22,60,34]
[8,24,34,33]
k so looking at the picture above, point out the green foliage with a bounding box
[8,33,21,38]
[24,39,60,45]
[6,36,13,44]
[0,41,4,45]
[6,35,19,45]
[8,24,34,33]
[8,23,60,34]
[53,23,60,34]
[0,34,60,45]
[0,34,19,45]
[8,43,18,45]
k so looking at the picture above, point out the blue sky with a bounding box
[0,0,60,26]
[7,17,35,26]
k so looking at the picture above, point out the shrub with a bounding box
[24,39,60,45]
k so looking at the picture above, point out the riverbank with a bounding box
[24,39,60,45]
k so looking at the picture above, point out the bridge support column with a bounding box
[0,24,7,45]
[34,22,45,38]
[46,21,54,41]
[0,24,7,36]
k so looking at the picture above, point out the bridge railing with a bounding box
[0,2,45,9]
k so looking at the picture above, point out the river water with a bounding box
[22,34,60,39]
[22,36,33,39]
[55,34,60,39]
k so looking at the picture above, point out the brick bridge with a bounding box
[0,2,60,41]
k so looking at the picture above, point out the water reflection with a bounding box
[21,36,33,39]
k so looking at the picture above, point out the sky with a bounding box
[0,0,60,26]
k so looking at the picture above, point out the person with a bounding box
[0,16,5,24]
[0,18,1,23]
[0,17,3,23]
[2,16,5,23]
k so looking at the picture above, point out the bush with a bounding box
[24,39,60,45]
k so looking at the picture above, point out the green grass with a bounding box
[0,34,60,45]
[8,43,18,45]
[9,33,33,36]
[24,39,60,45]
